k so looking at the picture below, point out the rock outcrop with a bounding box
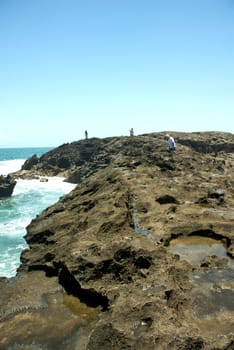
[0,174,16,197]
[1,131,234,350]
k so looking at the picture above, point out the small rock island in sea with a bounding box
[1,131,234,349]
[0,174,16,197]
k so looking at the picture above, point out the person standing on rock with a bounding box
[166,134,176,151]
[129,128,134,137]
[85,130,88,139]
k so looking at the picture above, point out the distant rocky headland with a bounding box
[1,131,234,350]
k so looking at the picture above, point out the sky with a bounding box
[1,0,234,147]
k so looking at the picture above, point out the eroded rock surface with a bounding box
[0,174,16,197]
[1,131,234,349]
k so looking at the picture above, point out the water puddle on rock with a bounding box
[132,213,149,236]
[63,294,99,320]
[168,236,227,265]
[168,236,234,318]
[207,209,234,217]
[132,212,160,243]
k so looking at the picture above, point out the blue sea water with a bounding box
[0,148,76,277]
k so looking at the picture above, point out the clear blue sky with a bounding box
[1,0,234,147]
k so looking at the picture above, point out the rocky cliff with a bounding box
[1,131,234,350]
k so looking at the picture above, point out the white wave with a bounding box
[1,178,76,238]
[13,177,76,196]
[0,159,25,175]
[0,219,31,238]
[0,176,76,277]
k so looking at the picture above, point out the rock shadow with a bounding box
[57,262,110,311]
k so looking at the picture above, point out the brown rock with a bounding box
[1,131,234,349]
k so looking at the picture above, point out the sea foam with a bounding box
[0,159,76,277]
[0,159,25,175]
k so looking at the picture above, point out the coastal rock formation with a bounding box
[22,154,39,170]
[0,174,16,197]
[1,131,234,349]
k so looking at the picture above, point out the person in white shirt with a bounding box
[166,134,176,151]
[129,128,134,137]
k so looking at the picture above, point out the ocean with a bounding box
[0,148,76,278]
